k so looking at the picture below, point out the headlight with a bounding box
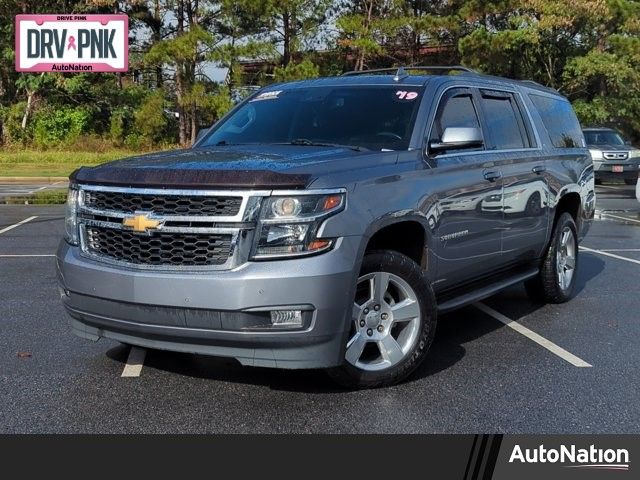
[252,191,345,259]
[503,188,526,199]
[589,149,603,161]
[64,187,79,245]
[629,149,640,159]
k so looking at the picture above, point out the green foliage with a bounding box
[145,26,213,67]
[273,59,320,82]
[32,107,91,148]
[109,109,128,146]
[0,102,30,145]
[133,91,168,145]
[1,0,640,152]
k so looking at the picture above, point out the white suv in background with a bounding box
[584,127,640,185]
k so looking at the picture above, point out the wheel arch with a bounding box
[359,216,433,271]
[554,190,582,229]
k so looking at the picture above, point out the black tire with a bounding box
[328,250,437,389]
[525,212,579,303]
[524,191,542,216]
[624,179,636,186]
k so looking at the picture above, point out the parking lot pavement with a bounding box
[1,184,639,433]
[0,180,69,198]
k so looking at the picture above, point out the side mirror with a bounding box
[193,127,209,146]
[429,127,483,153]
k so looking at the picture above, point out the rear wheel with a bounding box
[525,212,578,303]
[624,179,636,186]
[328,250,437,389]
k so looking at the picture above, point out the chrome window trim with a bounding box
[425,83,543,161]
[433,147,544,160]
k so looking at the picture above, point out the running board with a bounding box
[436,267,539,314]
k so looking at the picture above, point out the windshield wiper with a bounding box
[213,140,248,146]
[283,138,368,152]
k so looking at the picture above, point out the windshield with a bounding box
[584,130,626,146]
[202,86,424,151]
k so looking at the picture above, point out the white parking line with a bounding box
[474,302,592,368]
[121,347,147,377]
[0,216,38,235]
[0,254,55,257]
[596,185,628,190]
[598,249,640,252]
[599,212,640,225]
[580,246,640,266]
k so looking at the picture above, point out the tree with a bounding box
[562,1,640,139]
[264,0,332,66]
[458,0,612,89]
[15,73,51,130]
[337,0,402,70]
[145,1,214,145]
[273,58,320,81]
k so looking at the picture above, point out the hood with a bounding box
[586,144,631,152]
[72,144,397,189]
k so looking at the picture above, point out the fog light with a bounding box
[270,310,303,327]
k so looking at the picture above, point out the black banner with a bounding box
[0,435,635,478]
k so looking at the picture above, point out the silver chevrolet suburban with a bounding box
[57,67,595,388]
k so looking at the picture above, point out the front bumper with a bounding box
[594,160,640,180]
[56,236,361,369]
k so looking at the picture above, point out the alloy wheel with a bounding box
[556,227,576,291]
[347,272,421,371]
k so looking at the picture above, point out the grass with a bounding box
[0,149,140,177]
[1,188,68,205]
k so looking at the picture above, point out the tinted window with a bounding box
[530,94,585,148]
[584,130,626,146]
[203,86,423,151]
[430,90,483,154]
[480,91,526,149]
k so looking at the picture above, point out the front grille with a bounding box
[86,227,232,266]
[603,152,629,161]
[84,190,242,217]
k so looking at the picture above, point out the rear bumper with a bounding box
[56,236,361,369]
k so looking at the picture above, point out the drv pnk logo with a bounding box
[15,14,128,72]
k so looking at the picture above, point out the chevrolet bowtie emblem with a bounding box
[122,214,161,233]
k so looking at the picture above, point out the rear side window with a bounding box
[480,90,527,149]
[530,94,585,148]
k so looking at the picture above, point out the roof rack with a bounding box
[518,79,545,88]
[342,65,476,80]
[517,79,559,94]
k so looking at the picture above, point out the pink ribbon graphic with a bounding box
[67,35,77,50]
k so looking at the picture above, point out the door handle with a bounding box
[532,165,546,174]
[483,170,502,182]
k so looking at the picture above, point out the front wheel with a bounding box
[328,250,437,389]
[525,212,578,303]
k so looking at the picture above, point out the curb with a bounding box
[0,177,69,184]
